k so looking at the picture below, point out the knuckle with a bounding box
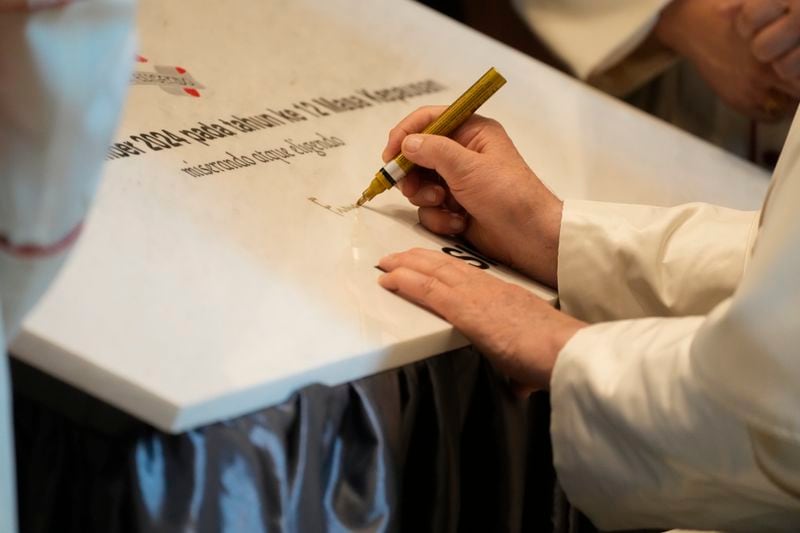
[752,38,770,60]
[485,117,504,132]
[422,104,445,114]
[431,261,455,279]
[415,105,442,122]
[476,116,499,129]
[388,125,404,140]
[420,275,440,298]
[420,208,455,235]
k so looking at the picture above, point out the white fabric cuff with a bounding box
[557,199,759,323]
[550,316,800,530]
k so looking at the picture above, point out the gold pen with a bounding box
[356,67,507,206]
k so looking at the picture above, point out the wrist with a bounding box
[517,197,563,289]
[543,317,587,389]
[542,199,563,288]
[518,311,587,391]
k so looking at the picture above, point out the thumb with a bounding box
[402,133,479,188]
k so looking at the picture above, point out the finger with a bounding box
[772,75,800,98]
[399,172,421,197]
[401,134,480,190]
[418,206,468,235]
[407,184,447,207]
[736,67,795,116]
[382,105,447,162]
[443,193,465,213]
[774,45,800,80]
[399,167,439,196]
[737,0,789,38]
[377,266,458,316]
[751,14,800,62]
[757,88,799,120]
[379,248,472,286]
[449,116,512,153]
[383,106,502,161]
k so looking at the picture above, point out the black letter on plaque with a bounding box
[442,247,490,270]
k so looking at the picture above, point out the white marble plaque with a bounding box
[12,0,770,432]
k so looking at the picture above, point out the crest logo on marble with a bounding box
[131,55,206,98]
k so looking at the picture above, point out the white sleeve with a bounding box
[551,315,800,531]
[512,0,671,79]
[557,199,759,323]
[690,154,800,496]
[551,146,800,530]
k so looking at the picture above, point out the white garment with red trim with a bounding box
[0,1,135,531]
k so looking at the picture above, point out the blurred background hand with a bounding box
[738,0,800,94]
[656,0,798,121]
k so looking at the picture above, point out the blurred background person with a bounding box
[0,2,135,532]
[418,0,800,168]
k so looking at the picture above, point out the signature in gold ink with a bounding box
[308,197,357,217]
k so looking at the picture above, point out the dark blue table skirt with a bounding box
[12,347,596,533]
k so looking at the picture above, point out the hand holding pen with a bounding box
[357,67,506,205]
[380,106,563,289]
[370,70,585,394]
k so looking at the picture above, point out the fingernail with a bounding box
[449,216,465,232]
[379,253,395,267]
[424,188,437,203]
[378,273,397,291]
[403,135,423,153]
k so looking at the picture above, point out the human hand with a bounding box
[737,0,800,89]
[378,248,587,393]
[383,106,563,288]
[655,0,798,120]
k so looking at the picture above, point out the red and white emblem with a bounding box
[132,55,205,98]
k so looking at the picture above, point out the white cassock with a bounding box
[509,1,800,528]
[0,1,134,531]
[512,0,791,166]
[552,95,800,531]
